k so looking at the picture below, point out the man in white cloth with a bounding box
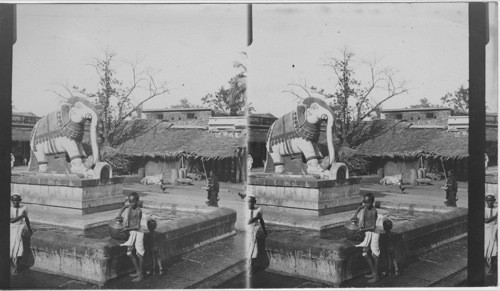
[247,195,269,276]
[485,194,498,276]
[10,192,33,276]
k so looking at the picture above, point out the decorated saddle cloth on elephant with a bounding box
[32,103,84,149]
[267,105,321,153]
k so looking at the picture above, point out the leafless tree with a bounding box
[48,50,170,147]
[286,47,408,148]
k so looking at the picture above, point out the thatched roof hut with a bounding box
[117,121,245,160]
[356,122,469,160]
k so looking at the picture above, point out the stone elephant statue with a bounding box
[266,97,338,178]
[29,97,100,175]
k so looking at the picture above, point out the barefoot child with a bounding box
[485,194,497,276]
[351,193,380,283]
[382,219,400,276]
[117,192,145,282]
[146,219,164,276]
[10,193,33,276]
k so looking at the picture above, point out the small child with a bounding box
[382,219,400,277]
[146,219,164,276]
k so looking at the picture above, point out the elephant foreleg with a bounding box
[33,144,48,172]
[297,141,328,177]
[60,139,86,174]
[77,143,87,159]
[268,146,285,174]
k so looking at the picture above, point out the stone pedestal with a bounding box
[264,206,467,287]
[27,203,237,285]
[247,173,362,231]
[12,171,239,286]
[11,173,124,229]
[248,173,468,287]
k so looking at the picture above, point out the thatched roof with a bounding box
[250,113,277,119]
[117,121,245,160]
[13,111,39,117]
[356,122,468,160]
[12,127,33,141]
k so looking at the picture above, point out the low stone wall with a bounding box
[248,174,362,217]
[25,205,237,285]
[11,174,125,216]
[264,205,468,287]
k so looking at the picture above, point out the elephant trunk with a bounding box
[325,110,335,166]
[89,111,100,165]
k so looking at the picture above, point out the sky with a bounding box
[249,3,498,117]
[12,4,247,116]
[12,3,498,118]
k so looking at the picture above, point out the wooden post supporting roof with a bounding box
[468,2,487,286]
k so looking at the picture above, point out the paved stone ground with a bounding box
[245,236,497,288]
[10,167,494,288]
[122,180,248,231]
[10,231,247,289]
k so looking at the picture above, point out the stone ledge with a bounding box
[248,174,362,188]
[20,194,125,210]
[26,206,237,285]
[264,206,468,287]
[12,183,124,200]
[11,174,125,187]
[377,201,458,214]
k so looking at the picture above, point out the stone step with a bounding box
[262,207,390,231]
[187,258,247,288]
[29,207,118,230]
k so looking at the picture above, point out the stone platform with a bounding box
[264,203,468,287]
[24,201,237,285]
[11,173,125,228]
[248,173,468,287]
[248,173,362,231]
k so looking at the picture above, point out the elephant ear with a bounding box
[295,104,307,128]
[57,103,71,129]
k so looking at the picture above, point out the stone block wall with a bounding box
[384,109,452,126]
[27,205,236,285]
[11,175,125,216]
[264,204,468,287]
[145,110,212,126]
[247,175,362,217]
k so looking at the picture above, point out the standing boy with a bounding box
[351,193,380,283]
[146,219,164,276]
[117,192,145,282]
[485,194,498,276]
[382,219,400,276]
